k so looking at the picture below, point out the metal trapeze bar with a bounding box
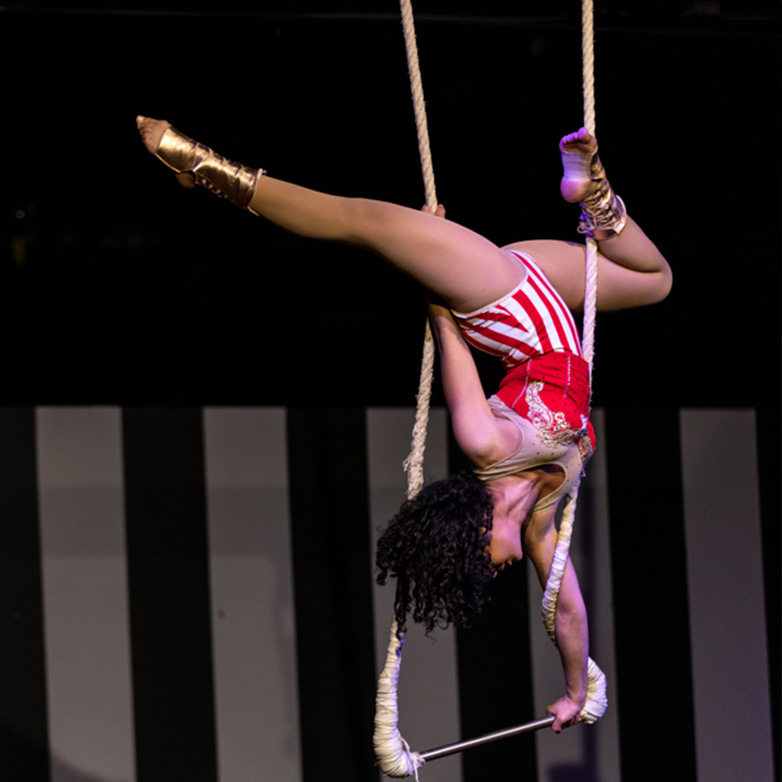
[419,716,556,762]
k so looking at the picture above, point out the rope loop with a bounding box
[376,2,608,772]
[374,3,438,772]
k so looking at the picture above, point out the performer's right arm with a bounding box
[427,300,516,466]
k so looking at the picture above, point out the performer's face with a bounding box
[481,514,523,572]
[482,482,529,571]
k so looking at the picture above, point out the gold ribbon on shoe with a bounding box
[154,126,262,212]
[577,151,627,240]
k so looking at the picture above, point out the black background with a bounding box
[0,5,779,780]
[2,0,779,409]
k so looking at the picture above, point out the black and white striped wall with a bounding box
[0,404,777,782]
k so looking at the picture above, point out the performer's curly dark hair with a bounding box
[376,469,496,634]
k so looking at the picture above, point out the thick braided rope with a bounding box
[580,0,598,371]
[401,337,436,501]
[399,0,438,215]
[539,0,607,725]
[373,1,437,776]
[377,3,607,769]
[399,0,438,501]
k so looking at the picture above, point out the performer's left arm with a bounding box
[525,514,589,732]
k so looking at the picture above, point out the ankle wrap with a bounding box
[576,152,627,241]
[155,126,262,212]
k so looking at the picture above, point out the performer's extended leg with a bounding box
[137,116,522,314]
[250,176,522,313]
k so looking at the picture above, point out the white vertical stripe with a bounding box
[203,408,302,782]
[367,407,463,782]
[680,409,774,782]
[36,407,136,782]
[504,297,546,354]
[509,285,570,355]
[528,409,622,780]
[519,255,582,354]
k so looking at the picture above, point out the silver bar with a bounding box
[420,716,556,761]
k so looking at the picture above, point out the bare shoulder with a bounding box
[466,413,525,469]
[501,239,587,310]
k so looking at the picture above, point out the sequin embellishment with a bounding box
[525,380,590,455]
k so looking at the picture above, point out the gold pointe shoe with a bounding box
[576,151,627,241]
[153,125,263,214]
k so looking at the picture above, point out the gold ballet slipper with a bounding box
[154,126,262,213]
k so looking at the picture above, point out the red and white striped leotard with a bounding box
[451,250,582,369]
[451,249,594,464]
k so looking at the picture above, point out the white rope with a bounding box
[399,0,438,501]
[580,0,599,373]
[539,0,607,725]
[374,1,437,775]
[376,2,608,772]
[582,0,596,140]
[374,622,425,778]
[399,0,438,214]
[402,330,436,500]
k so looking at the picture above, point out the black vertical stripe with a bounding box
[450,438,539,782]
[0,409,49,781]
[123,408,217,782]
[605,407,696,779]
[287,408,377,782]
[756,404,781,781]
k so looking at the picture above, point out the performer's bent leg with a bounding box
[137,116,521,314]
[506,128,671,310]
[559,128,669,270]
[592,216,668,274]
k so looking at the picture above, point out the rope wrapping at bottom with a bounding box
[374,621,424,778]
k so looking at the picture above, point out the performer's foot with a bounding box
[135,115,262,210]
[136,115,196,188]
[559,127,599,203]
[136,115,169,153]
[559,127,626,239]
